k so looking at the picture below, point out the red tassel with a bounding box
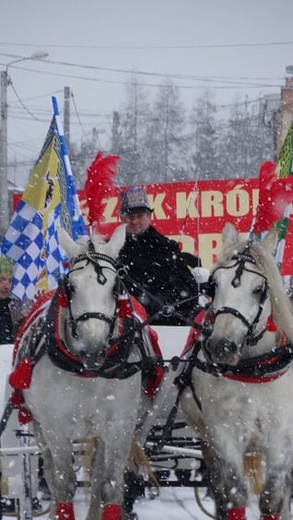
[18,406,33,425]
[9,358,33,389]
[102,504,120,520]
[228,507,246,520]
[145,365,165,398]
[266,315,278,332]
[55,502,75,520]
[10,389,25,406]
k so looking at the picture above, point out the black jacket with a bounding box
[118,226,199,325]
[0,297,14,344]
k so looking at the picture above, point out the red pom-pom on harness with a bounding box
[10,390,33,425]
[102,504,120,520]
[228,507,246,520]
[55,502,75,520]
[9,358,33,390]
[266,314,278,332]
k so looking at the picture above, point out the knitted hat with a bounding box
[120,186,154,215]
[0,256,13,276]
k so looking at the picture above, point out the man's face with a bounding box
[0,275,12,300]
[122,211,151,236]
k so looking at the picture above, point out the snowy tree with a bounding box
[189,91,220,180]
[218,99,274,179]
[143,80,187,183]
[110,77,151,186]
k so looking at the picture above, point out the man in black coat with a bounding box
[118,186,200,325]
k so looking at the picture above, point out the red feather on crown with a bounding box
[84,151,120,234]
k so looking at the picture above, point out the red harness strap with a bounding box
[223,372,287,384]
[224,334,289,384]
[181,308,208,357]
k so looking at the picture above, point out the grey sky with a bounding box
[1,0,293,185]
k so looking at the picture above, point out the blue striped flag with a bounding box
[1,96,87,301]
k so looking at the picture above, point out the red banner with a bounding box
[81,178,259,269]
[14,178,259,269]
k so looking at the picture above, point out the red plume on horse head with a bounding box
[84,151,120,235]
[253,160,293,233]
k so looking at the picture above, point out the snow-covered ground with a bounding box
[0,486,262,520]
[56,486,216,520]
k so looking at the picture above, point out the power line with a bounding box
[0,52,284,86]
[9,82,43,121]
[5,61,283,94]
[1,40,293,50]
[70,91,89,139]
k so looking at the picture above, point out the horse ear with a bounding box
[262,229,278,254]
[57,227,81,258]
[106,224,127,259]
[222,223,240,249]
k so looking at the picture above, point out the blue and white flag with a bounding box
[1,96,87,301]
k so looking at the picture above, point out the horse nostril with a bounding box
[205,337,238,363]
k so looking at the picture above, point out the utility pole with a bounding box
[64,86,71,153]
[0,70,9,240]
[0,52,49,241]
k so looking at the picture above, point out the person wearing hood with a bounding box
[117,186,200,325]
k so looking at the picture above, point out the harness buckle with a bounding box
[160,304,175,317]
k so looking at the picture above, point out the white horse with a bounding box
[180,223,293,520]
[11,224,145,520]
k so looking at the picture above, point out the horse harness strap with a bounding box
[64,250,118,340]
[185,338,293,382]
[44,284,167,380]
[210,250,269,346]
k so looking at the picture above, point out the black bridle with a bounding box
[63,241,118,340]
[209,250,269,346]
[44,242,167,380]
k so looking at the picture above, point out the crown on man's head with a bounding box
[120,186,154,215]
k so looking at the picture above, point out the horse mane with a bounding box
[213,235,293,343]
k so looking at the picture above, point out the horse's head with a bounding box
[203,223,291,365]
[58,224,127,370]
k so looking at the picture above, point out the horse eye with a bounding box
[65,280,75,295]
[253,285,263,295]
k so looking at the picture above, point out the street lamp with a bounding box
[0,51,49,240]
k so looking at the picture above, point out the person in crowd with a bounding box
[0,255,14,344]
[118,186,201,325]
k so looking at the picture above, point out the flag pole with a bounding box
[51,96,86,240]
[51,96,73,179]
